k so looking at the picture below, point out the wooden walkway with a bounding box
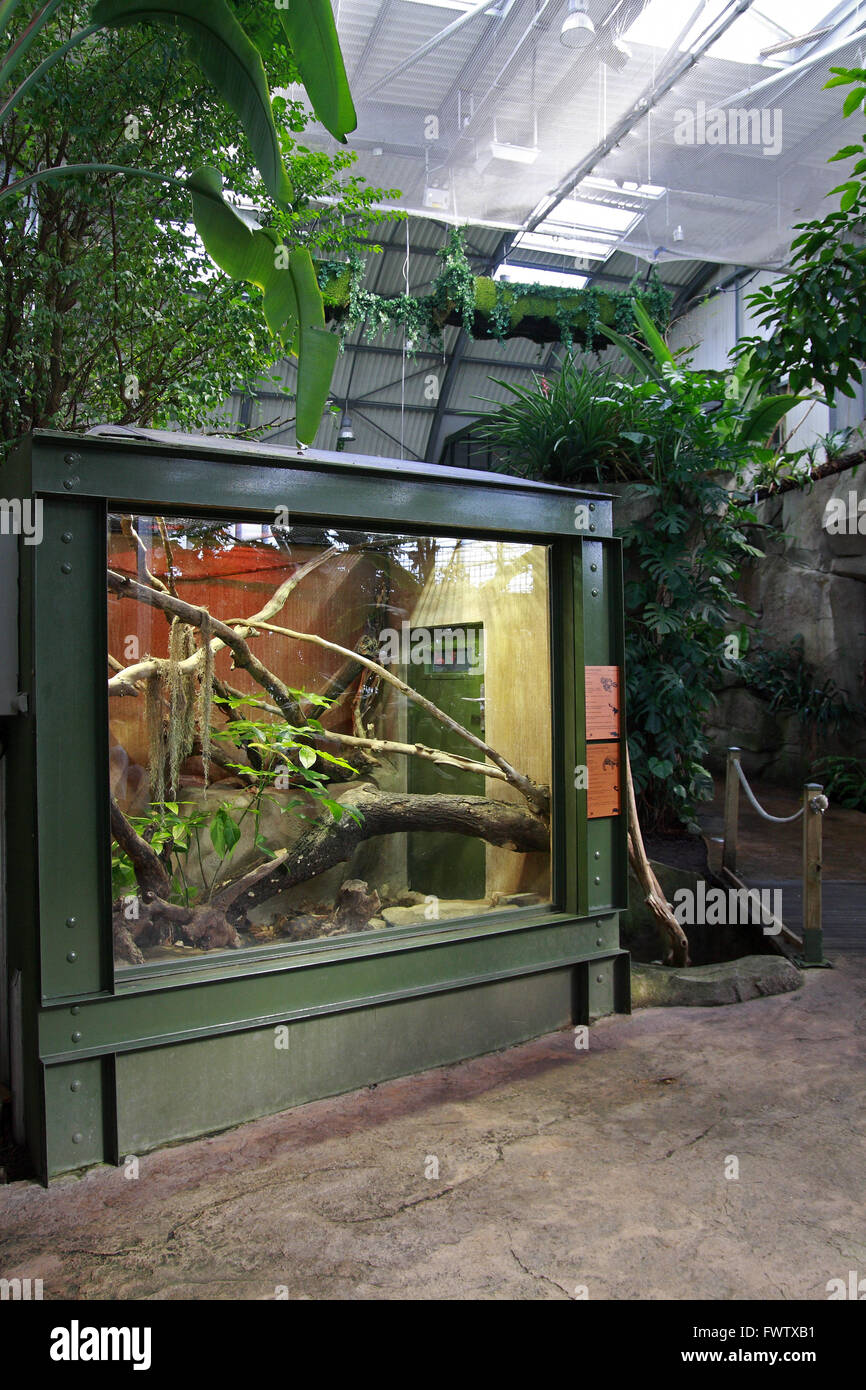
[748,880,866,953]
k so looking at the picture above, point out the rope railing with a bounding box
[733,759,805,824]
[722,747,829,967]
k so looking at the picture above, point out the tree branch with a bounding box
[227,784,550,924]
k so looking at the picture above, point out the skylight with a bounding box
[402,0,477,10]
[493,263,589,289]
[624,0,836,65]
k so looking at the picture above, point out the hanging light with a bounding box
[560,0,595,50]
[338,411,355,443]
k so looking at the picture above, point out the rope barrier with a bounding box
[734,759,805,824]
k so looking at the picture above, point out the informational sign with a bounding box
[585,665,621,741]
[586,742,621,820]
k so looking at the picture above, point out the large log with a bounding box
[228,784,549,925]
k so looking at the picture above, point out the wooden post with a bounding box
[722,747,741,877]
[802,783,824,965]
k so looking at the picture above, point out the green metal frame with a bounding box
[1,429,629,1180]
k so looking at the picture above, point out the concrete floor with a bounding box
[1,954,864,1300]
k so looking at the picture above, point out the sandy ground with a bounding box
[0,953,864,1301]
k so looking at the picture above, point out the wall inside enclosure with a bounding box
[409,539,552,899]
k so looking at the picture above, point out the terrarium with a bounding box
[1,427,628,1180]
[109,517,553,968]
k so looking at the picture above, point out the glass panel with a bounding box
[108,515,552,971]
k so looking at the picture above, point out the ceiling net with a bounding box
[319,0,866,274]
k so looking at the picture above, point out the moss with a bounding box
[314,254,672,351]
[474,277,497,314]
[319,268,352,307]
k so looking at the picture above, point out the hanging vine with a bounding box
[316,230,672,351]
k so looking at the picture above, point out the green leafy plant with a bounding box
[0,0,359,440]
[480,301,801,830]
[740,637,859,733]
[735,67,866,402]
[812,756,866,812]
[111,689,363,909]
[316,243,672,352]
[473,359,648,483]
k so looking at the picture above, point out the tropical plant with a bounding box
[812,756,866,812]
[479,300,814,831]
[735,67,866,402]
[0,0,359,441]
[316,234,673,352]
[740,637,859,734]
[473,359,648,483]
[111,689,362,908]
[0,8,393,452]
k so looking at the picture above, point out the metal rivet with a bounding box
[70,1006,80,1015]
[70,1081,81,1093]
[61,531,73,544]
[60,562,72,575]
[596,975,604,984]
[591,588,599,597]
[594,851,601,859]
[66,952,77,963]
[71,1031,81,1043]
[64,452,81,467]
[72,1132,83,1144]
[63,478,74,490]
[594,876,601,884]
[589,524,596,532]
[596,937,603,946]
[596,919,603,928]
[589,503,596,512]
[590,563,598,572]
[66,917,76,928]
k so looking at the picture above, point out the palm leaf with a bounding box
[288,247,340,443]
[91,0,292,203]
[633,298,675,367]
[188,171,337,443]
[737,394,815,444]
[599,324,666,385]
[277,0,356,142]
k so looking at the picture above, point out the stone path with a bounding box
[1,955,864,1300]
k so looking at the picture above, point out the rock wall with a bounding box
[706,462,866,782]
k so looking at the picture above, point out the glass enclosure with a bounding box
[108,514,552,971]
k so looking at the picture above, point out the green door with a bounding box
[407,624,485,901]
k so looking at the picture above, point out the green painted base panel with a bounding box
[114,968,577,1158]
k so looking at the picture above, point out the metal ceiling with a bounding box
[230,0,866,462]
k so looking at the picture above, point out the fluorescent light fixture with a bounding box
[488,140,539,164]
[494,263,589,289]
[423,185,451,211]
[582,175,666,201]
[561,0,595,50]
[516,230,610,260]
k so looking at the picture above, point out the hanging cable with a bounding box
[401,220,410,456]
